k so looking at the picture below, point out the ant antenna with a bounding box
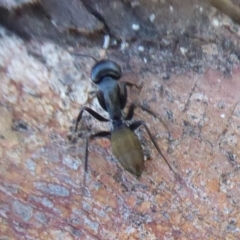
[68,52,99,63]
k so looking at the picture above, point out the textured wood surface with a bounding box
[1,0,240,239]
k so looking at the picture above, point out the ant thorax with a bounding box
[98,77,122,120]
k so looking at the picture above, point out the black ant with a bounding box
[72,54,177,181]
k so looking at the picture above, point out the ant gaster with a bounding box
[73,57,177,180]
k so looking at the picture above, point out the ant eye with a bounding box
[91,60,122,83]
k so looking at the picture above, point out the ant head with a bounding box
[91,60,122,83]
[69,52,122,83]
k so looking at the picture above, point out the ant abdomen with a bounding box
[111,125,144,177]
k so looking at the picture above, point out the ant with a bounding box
[72,54,178,181]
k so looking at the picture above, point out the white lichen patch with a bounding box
[69,81,92,105]
[0,0,37,10]
[149,13,156,23]
[0,106,19,146]
[132,23,140,31]
[0,29,49,96]
[190,93,209,103]
[62,156,81,170]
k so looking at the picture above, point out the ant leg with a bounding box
[75,107,109,132]
[83,131,111,186]
[96,91,107,111]
[134,103,158,118]
[119,82,142,109]
[125,102,169,131]
[124,102,157,122]
[125,103,135,120]
[84,131,111,172]
[122,81,142,89]
[119,82,128,109]
[124,102,161,121]
[129,120,178,176]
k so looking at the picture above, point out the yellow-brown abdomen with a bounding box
[111,125,144,177]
